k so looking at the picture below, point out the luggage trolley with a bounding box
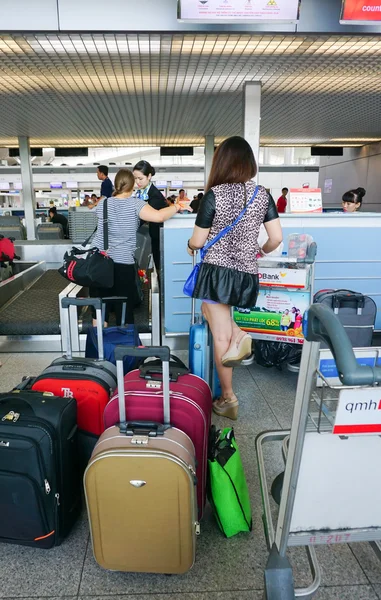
[256,304,381,599]
[234,237,317,361]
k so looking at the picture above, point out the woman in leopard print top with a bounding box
[187,136,282,420]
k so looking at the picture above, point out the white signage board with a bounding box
[324,178,333,194]
[154,180,168,188]
[290,188,322,214]
[258,266,309,289]
[333,388,381,435]
[178,0,300,22]
[65,181,78,189]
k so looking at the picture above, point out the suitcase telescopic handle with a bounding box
[139,354,189,382]
[332,291,365,315]
[306,304,381,386]
[61,297,104,361]
[114,346,171,426]
[100,296,128,326]
[61,297,102,309]
[114,346,170,362]
[191,251,197,325]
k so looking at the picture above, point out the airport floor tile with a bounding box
[77,593,264,600]
[0,515,89,598]
[350,543,381,584]
[0,352,61,375]
[313,586,379,599]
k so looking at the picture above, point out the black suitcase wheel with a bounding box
[271,471,284,505]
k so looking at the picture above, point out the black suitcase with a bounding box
[314,289,376,347]
[0,388,81,549]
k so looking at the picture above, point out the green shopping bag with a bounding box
[207,427,252,538]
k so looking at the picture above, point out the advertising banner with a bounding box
[234,289,309,343]
[258,266,309,289]
[341,0,381,23]
[178,0,300,22]
[289,188,322,214]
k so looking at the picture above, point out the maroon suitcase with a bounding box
[104,348,212,518]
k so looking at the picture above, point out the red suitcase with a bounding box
[32,297,117,467]
[104,349,212,518]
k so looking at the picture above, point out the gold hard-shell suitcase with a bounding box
[84,346,200,574]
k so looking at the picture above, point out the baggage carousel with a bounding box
[0,228,157,352]
[0,264,156,352]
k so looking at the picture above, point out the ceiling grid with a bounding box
[0,33,380,146]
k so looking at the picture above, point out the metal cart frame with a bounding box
[257,304,381,599]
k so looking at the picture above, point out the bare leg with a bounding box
[203,304,251,367]
[202,302,235,399]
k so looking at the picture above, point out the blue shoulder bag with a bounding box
[183,186,259,298]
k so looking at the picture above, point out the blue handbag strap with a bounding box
[200,185,259,261]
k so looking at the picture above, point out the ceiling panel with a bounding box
[0,33,381,146]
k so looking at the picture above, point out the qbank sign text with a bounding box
[341,0,381,21]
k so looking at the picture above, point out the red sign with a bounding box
[341,0,381,22]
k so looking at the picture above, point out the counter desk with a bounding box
[162,212,381,346]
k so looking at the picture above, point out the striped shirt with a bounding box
[92,196,146,265]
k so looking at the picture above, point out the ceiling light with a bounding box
[330,138,381,143]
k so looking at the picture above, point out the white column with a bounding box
[242,82,262,172]
[204,135,215,188]
[284,147,293,166]
[19,136,36,240]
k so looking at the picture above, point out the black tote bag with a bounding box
[59,199,114,288]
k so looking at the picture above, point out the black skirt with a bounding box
[193,262,259,308]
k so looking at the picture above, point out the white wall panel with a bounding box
[258,170,319,203]
[0,0,59,30]
[319,144,381,212]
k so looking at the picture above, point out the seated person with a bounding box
[49,207,69,238]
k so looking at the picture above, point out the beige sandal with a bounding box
[212,396,239,420]
[221,333,252,367]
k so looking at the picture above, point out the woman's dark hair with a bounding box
[113,168,135,196]
[197,192,204,200]
[133,160,155,177]
[342,187,366,205]
[206,136,257,191]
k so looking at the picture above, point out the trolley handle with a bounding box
[306,304,381,386]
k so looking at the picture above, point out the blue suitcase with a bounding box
[189,310,221,400]
[85,297,141,375]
